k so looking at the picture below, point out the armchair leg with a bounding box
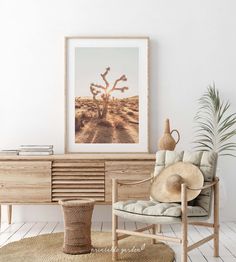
[8,205,12,225]
[214,180,219,257]
[112,213,118,261]
[181,221,188,262]
[181,184,188,262]
[112,179,118,261]
[157,224,161,233]
[151,224,157,244]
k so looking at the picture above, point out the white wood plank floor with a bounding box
[1,221,236,261]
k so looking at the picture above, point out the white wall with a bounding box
[0,0,236,222]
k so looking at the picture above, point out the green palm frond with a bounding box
[193,84,236,157]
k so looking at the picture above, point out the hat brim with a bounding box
[150,162,204,203]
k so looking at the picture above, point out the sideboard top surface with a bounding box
[0,153,156,161]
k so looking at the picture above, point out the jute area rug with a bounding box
[0,231,175,262]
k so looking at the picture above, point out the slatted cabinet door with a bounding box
[0,161,51,203]
[52,160,105,202]
[105,160,155,202]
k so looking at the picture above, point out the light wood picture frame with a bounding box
[65,37,149,153]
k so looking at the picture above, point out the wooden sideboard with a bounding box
[0,154,155,224]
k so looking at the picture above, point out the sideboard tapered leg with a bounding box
[8,205,12,224]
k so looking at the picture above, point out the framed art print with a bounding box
[65,37,149,153]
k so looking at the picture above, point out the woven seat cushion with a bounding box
[114,200,208,217]
[113,200,208,224]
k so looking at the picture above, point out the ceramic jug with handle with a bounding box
[158,119,180,150]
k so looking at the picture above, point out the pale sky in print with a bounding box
[75,47,139,98]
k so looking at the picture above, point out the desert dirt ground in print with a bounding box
[75,96,139,143]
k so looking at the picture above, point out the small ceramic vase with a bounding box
[158,119,180,151]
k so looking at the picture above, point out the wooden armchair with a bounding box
[112,151,219,262]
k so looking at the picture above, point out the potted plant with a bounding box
[194,84,236,155]
[193,84,236,206]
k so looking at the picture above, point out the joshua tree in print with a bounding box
[90,67,128,119]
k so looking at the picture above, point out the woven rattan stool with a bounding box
[59,198,95,255]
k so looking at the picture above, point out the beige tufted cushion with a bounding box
[113,199,209,224]
[113,200,208,217]
[153,150,218,217]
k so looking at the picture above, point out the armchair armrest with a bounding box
[117,176,154,186]
[186,177,219,191]
[112,174,153,204]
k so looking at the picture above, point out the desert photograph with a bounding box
[74,47,139,144]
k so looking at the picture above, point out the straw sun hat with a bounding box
[150,162,204,203]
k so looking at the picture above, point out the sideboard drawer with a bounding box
[105,160,155,202]
[0,161,51,203]
[52,160,105,202]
